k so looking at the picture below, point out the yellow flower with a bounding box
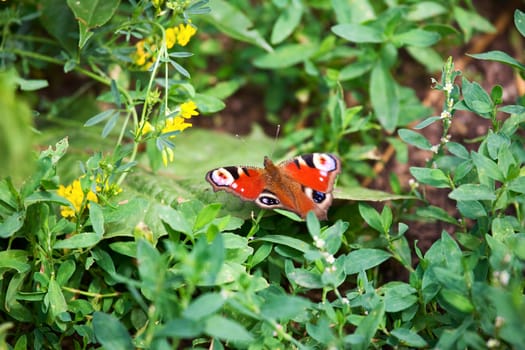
[165,27,176,49]
[179,101,199,118]
[151,0,163,8]
[175,23,197,46]
[132,39,156,69]
[161,147,174,167]
[162,116,192,135]
[140,121,155,136]
[57,179,98,219]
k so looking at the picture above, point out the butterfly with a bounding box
[205,153,341,220]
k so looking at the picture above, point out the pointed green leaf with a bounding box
[93,312,134,350]
[332,23,384,43]
[204,315,253,343]
[345,249,392,275]
[370,63,399,132]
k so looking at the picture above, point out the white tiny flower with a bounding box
[341,297,349,305]
[325,254,335,265]
[440,111,451,119]
[444,82,453,93]
[499,270,510,286]
[486,339,500,348]
[315,238,326,249]
[495,316,505,328]
[431,145,439,154]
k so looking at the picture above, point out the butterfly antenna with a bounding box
[270,124,281,158]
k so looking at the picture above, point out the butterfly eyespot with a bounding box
[210,168,235,186]
[311,190,326,203]
[312,153,337,172]
[259,196,280,206]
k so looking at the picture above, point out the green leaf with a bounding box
[515,9,525,37]
[16,78,49,91]
[462,77,493,117]
[0,211,25,238]
[93,312,134,350]
[413,116,441,129]
[331,23,384,43]
[353,301,385,350]
[471,151,504,183]
[194,203,221,231]
[253,43,316,69]
[468,51,525,71]
[457,200,487,219]
[261,294,311,320]
[382,282,418,312]
[287,268,324,288]
[56,259,76,285]
[406,46,444,72]
[439,289,474,313]
[0,250,30,275]
[339,60,374,81]
[158,205,192,236]
[206,0,272,52]
[24,191,72,207]
[53,232,102,249]
[156,318,203,338]
[398,129,432,150]
[204,315,254,343]
[391,328,428,347]
[46,279,68,320]
[393,29,440,47]
[248,243,272,268]
[109,242,137,258]
[89,202,104,237]
[410,167,450,188]
[255,235,309,253]
[508,176,525,194]
[407,2,447,21]
[306,211,321,239]
[416,206,458,225]
[336,187,413,201]
[345,249,392,275]
[193,93,226,114]
[370,63,399,132]
[84,109,117,127]
[358,203,384,234]
[40,0,78,55]
[453,6,495,41]
[449,184,496,201]
[447,142,470,159]
[67,0,121,49]
[183,293,225,321]
[136,239,161,286]
[271,1,303,44]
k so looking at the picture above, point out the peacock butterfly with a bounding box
[205,153,341,220]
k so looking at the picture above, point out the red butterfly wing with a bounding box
[280,153,341,192]
[206,166,266,201]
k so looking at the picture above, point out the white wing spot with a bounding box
[232,183,238,189]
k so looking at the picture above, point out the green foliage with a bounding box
[1,1,524,349]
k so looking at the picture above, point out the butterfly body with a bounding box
[206,153,341,219]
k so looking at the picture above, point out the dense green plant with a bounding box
[0,1,524,350]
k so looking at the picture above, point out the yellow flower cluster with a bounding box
[57,179,98,219]
[132,23,197,68]
[165,24,197,48]
[140,101,199,166]
[133,40,156,70]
